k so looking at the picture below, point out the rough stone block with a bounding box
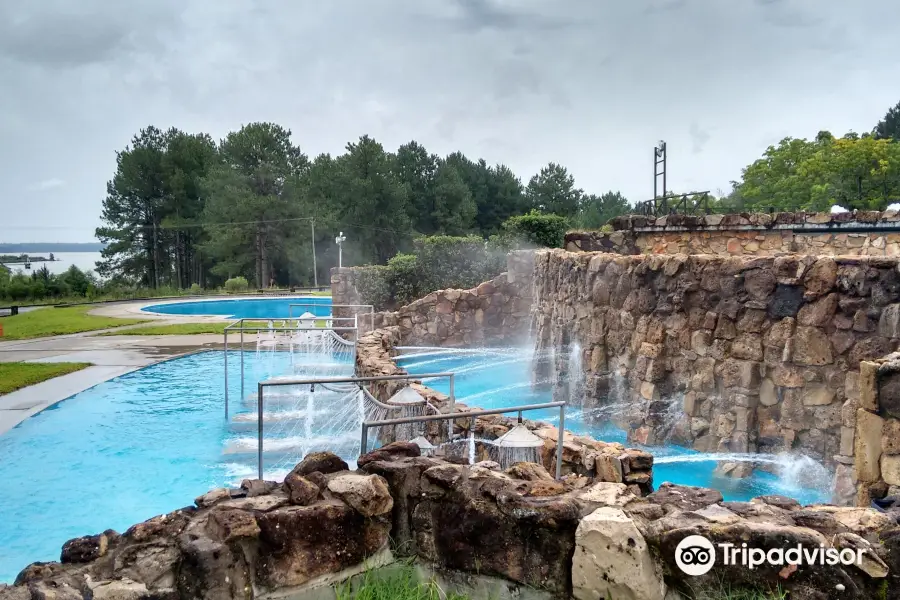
[572,507,666,600]
[793,326,834,366]
[879,368,900,420]
[720,359,761,390]
[859,361,879,412]
[798,293,838,327]
[878,303,900,339]
[731,333,764,361]
[883,419,900,456]
[855,409,885,483]
[690,330,711,356]
[759,378,779,406]
[883,455,900,486]
[840,426,855,456]
[640,381,659,401]
[802,385,835,407]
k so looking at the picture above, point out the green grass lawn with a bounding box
[335,566,469,600]
[0,306,148,340]
[99,320,328,336]
[0,362,92,395]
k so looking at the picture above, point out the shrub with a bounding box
[224,276,249,294]
[349,235,509,310]
[499,210,571,248]
[353,265,391,308]
[385,253,421,306]
[190,283,202,294]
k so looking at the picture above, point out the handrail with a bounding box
[255,372,456,479]
[360,401,567,479]
[288,302,374,320]
[224,318,360,419]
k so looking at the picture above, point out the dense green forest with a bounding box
[94,124,630,291]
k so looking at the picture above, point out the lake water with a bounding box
[2,252,102,276]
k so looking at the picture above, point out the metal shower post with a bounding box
[224,329,229,420]
[257,382,264,480]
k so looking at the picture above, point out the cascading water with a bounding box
[568,341,584,407]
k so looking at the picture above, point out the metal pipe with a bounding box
[556,404,566,480]
[260,372,456,387]
[227,326,359,332]
[361,401,565,427]
[448,374,455,439]
[224,330,229,419]
[257,382,264,480]
[360,423,369,456]
[240,325,245,400]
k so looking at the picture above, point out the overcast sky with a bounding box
[1,0,898,243]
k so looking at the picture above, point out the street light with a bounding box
[335,231,346,268]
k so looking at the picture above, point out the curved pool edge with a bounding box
[0,348,216,437]
[140,296,333,319]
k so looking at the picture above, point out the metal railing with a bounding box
[254,373,456,479]
[360,401,567,479]
[289,303,374,322]
[634,191,712,217]
[223,319,359,419]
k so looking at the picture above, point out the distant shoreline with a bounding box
[1,257,56,263]
[0,244,104,253]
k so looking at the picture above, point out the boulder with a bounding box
[239,479,278,497]
[254,503,390,589]
[206,509,260,543]
[356,441,421,467]
[326,473,394,517]
[572,507,666,600]
[646,483,723,512]
[505,462,554,482]
[282,473,320,506]
[288,451,348,476]
[88,578,155,600]
[60,531,115,564]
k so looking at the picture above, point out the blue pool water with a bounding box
[0,350,353,583]
[397,349,832,507]
[142,297,332,319]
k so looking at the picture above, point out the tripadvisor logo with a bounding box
[674,535,864,576]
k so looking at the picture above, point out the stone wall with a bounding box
[355,326,654,492]
[333,250,535,347]
[565,210,900,257]
[6,445,900,600]
[531,249,900,502]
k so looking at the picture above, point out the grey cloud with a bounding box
[0,1,183,69]
[1,0,899,242]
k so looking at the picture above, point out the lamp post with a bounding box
[335,231,346,268]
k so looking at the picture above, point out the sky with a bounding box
[1,0,898,243]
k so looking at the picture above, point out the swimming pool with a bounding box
[142,297,332,319]
[0,346,831,582]
[397,348,833,506]
[0,350,354,583]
